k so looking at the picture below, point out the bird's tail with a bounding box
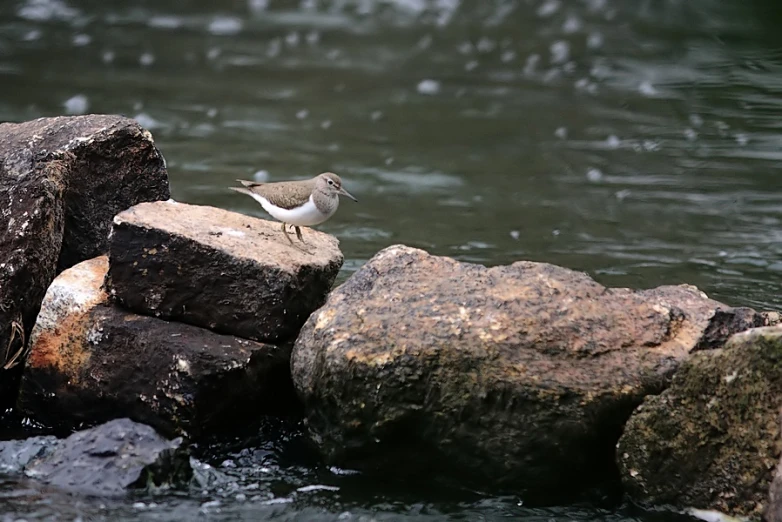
[229,186,254,196]
[236,179,264,187]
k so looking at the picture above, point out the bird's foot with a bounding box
[294,226,307,244]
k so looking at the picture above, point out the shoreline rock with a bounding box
[291,245,769,501]
[105,200,343,344]
[18,256,296,439]
[0,418,190,496]
[0,152,67,403]
[0,115,169,406]
[618,325,782,519]
[0,115,170,273]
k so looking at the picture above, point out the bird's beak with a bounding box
[339,187,358,202]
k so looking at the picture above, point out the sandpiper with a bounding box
[230,172,357,244]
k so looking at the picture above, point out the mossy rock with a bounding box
[618,325,782,519]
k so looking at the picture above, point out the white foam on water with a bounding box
[417,79,441,95]
[209,16,243,36]
[139,52,155,66]
[550,41,570,64]
[586,168,603,182]
[63,94,89,115]
[296,485,340,493]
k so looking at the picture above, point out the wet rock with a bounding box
[0,115,170,272]
[0,434,58,474]
[618,325,782,519]
[291,245,760,500]
[0,114,169,404]
[18,256,295,439]
[0,418,191,496]
[105,200,343,344]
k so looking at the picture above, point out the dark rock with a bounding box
[0,418,191,496]
[19,256,295,439]
[618,325,782,520]
[291,245,759,501]
[0,114,169,405]
[693,307,779,351]
[0,115,170,272]
[105,200,343,344]
[0,149,68,404]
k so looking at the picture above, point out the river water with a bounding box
[1,0,781,519]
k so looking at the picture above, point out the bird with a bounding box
[230,172,357,244]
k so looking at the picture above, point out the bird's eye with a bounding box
[328,179,334,185]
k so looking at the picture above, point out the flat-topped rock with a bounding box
[19,256,295,439]
[291,245,769,501]
[105,200,343,343]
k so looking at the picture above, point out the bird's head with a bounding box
[317,172,357,202]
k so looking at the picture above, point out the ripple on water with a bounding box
[351,167,463,194]
[17,0,79,22]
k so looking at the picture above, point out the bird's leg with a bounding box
[281,221,294,244]
[295,226,305,243]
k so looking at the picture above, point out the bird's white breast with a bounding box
[250,194,336,226]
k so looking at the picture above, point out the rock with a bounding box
[18,256,295,439]
[0,115,170,272]
[105,200,343,344]
[769,461,782,522]
[693,307,779,351]
[618,325,782,519]
[291,245,762,500]
[0,146,67,404]
[0,115,169,404]
[0,418,191,495]
[0,434,58,474]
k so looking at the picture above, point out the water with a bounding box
[1,0,782,518]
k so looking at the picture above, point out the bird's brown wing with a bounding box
[234,179,315,210]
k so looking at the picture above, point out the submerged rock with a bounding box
[19,256,294,439]
[0,418,191,496]
[105,200,343,344]
[291,245,764,500]
[0,114,169,404]
[619,325,782,520]
[0,434,58,474]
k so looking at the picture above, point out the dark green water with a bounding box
[1,0,782,519]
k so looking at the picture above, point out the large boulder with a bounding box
[18,256,295,439]
[291,245,769,500]
[618,325,782,520]
[105,200,343,344]
[0,115,169,404]
[0,115,170,272]
[0,418,191,495]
